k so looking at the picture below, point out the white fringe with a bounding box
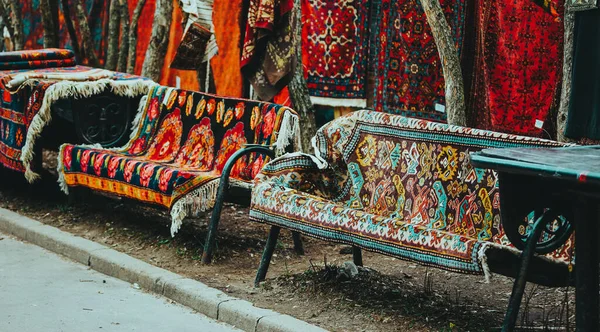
[274,111,301,155]
[309,96,367,108]
[310,136,329,169]
[20,78,157,182]
[169,179,220,236]
[478,243,493,283]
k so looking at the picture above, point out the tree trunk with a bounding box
[6,0,23,50]
[117,0,130,72]
[557,11,575,143]
[61,0,82,60]
[288,0,317,153]
[40,0,59,48]
[421,0,466,126]
[141,0,173,82]
[0,0,13,49]
[105,0,121,70]
[127,0,147,73]
[75,0,100,66]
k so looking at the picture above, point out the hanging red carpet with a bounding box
[372,0,468,122]
[301,0,370,108]
[468,0,564,136]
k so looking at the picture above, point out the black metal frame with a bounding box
[201,145,304,264]
[502,209,561,331]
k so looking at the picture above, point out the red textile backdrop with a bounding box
[19,0,200,91]
[468,0,564,137]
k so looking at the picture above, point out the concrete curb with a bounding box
[0,207,327,332]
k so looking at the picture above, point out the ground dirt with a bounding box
[0,151,576,331]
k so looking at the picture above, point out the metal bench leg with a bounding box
[352,246,363,266]
[201,179,228,264]
[502,213,552,332]
[202,145,275,264]
[291,231,304,255]
[255,226,281,287]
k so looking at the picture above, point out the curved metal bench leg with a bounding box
[291,231,304,255]
[255,226,281,287]
[502,213,553,332]
[352,246,363,266]
[202,145,275,264]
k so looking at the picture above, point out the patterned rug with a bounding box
[241,0,295,101]
[371,0,468,121]
[0,65,156,181]
[302,0,370,107]
[251,110,574,278]
[0,49,76,70]
[59,85,300,235]
[468,0,564,137]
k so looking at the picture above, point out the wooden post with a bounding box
[141,0,173,82]
[421,0,466,126]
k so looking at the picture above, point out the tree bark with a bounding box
[105,0,121,70]
[288,0,317,152]
[40,0,59,48]
[557,11,575,143]
[6,0,24,50]
[117,0,130,72]
[75,0,100,66]
[61,0,82,60]
[421,0,466,126]
[0,0,13,48]
[141,0,173,81]
[127,0,147,73]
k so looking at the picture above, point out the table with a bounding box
[471,145,600,332]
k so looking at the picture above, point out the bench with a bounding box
[0,49,153,180]
[58,85,302,263]
[251,110,575,298]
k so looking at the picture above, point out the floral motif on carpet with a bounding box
[301,0,370,107]
[468,0,564,136]
[371,0,467,121]
[250,111,574,277]
[59,86,299,235]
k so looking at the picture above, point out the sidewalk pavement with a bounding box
[0,232,241,332]
[0,207,326,332]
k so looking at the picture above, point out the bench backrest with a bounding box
[314,110,570,244]
[119,85,298,181]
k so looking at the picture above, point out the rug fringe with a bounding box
[169,179,220,237]
[310,136,329,169]
[274,110,301,155]
[21,79,156,182]
[309,96,367,108]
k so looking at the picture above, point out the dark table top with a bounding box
[470,145,600,185]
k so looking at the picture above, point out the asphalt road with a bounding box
[0,232,240,332]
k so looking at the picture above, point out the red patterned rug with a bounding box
[372,0,468,122]
[468,0,564,137]
[301,0,370,107]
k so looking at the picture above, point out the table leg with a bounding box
[575,197,599,331]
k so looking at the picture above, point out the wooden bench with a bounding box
[250,110,575,322]
[58,85,302,263]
